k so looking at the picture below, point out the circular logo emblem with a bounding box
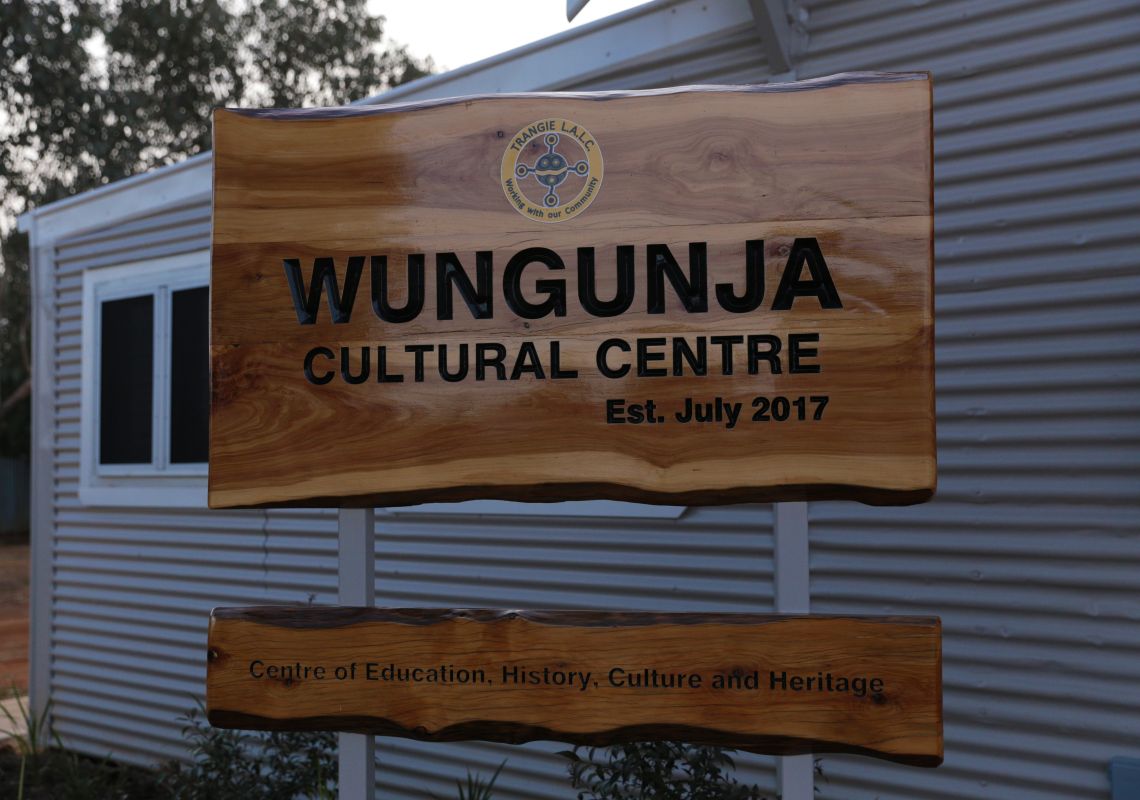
[501,118,603,223]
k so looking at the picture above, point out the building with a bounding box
[16,0,1140,797]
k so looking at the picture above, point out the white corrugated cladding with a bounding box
[39,0,1140,798]
[48,212,781,796]
[50,204,293,762]
[794,0,1140,798]
[361,8,781,796]
[371,506,780,798]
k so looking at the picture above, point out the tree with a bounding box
[0,0,432,458]
[0,233,30,457]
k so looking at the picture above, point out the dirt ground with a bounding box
[0,539,28,694]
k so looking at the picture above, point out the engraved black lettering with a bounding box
[371,254,425,323]
[747,334,782,374]
[550,341,578,379]
[439,343,469,382]
[597,338,631,378]
[405,344,434,382]
[437,252,493,320]
[647,243,708,314]
[475,343,507,380]
[637,337,668,377]
[375,346,403,382]
[504,248,566,319]
[709,335,744,375]
[303,346,335,385]
[771,238,842,310]
[511,341,546,380]
[789,332,821,373]
[284,256,363,324]
[672,337,707,376]
[578,246,634,317]
[716,239,765,313]
[340,346,369,384]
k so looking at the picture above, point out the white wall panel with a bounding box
[44,199,779,795]
[797,0,1140,797]
[33,0,1140,797]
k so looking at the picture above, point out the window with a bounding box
[169,286,210,463]
[98,294,154,465]
[81,252,210,506]
[78,250,680,518]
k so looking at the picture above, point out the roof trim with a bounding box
[18,0,759,242]
[17,152,212,242]
[234,73,927,121]
[356,0,754,103]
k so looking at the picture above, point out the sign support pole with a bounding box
[338,508,376,799]
[774,501,813,800]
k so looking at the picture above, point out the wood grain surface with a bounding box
[209,73,935,509]
[206,607,943,766]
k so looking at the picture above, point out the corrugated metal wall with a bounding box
[372,505,779,798]
[42,15,784,798]
[366,17,782,795]
[560,19,768,90]
[796,0,1140,797]
[39,0,1140,797]
[51,203,268,762]
[47,204,782,795]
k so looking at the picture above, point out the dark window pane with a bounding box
[100,295,154,464]
[170,286,210,463]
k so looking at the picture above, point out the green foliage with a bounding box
[239,0,432,110]
[563,742,770,800]
[0,745,164,800]
[0,0,434,458]
[0,232,30,459]
[437,758,507,800]
[0,686,49,762]
[0,688,51,798]
[161,701,337,800]
[0,694,339,799]
[1,0,432,203]
[0,687,163,800]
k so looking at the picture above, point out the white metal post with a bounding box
[774,501,813,799]
[338,508,376,799]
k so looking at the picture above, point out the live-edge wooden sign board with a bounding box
[207,72,941,767]
[208,72,935,510]
[208,609,943,767]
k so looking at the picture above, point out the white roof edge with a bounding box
[356,0,709,104]
[17,151,212,242]
[17,0,675,238]
[19,0,753,242]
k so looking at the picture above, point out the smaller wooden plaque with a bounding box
[207,608,942,766]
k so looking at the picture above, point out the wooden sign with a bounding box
[207,607,942,766]
[209,72,935,508]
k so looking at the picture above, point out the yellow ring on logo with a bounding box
[500,118,604,223]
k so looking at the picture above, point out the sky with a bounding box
[370,0,650,74]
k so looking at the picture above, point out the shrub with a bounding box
[161,702,336,800]
[563,742,770,800]
[438,758,506,800]
[0,688,162,800]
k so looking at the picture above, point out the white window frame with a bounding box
[80,250,210,507]
[78,250,682,519]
